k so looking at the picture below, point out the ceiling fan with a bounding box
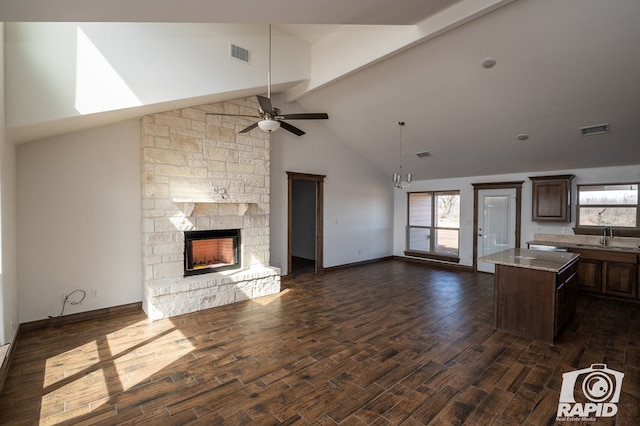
[207,25,328,136]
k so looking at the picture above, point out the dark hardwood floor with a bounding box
[290,256,316,276]
[1,259,639,425]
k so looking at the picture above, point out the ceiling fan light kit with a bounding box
[258,119,281,132]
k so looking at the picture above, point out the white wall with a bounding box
[17,119,142,322]
[5,23,309,128]
[270,96,394,274]
[393,164,640,266]
[1,22,21,345]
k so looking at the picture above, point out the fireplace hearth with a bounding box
[184,229,241,276]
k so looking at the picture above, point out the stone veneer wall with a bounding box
[140,97,280,320]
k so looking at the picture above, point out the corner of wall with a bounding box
[1,22,21,345]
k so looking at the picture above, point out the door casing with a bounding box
[287,171,325,275]
[472,181,523,272]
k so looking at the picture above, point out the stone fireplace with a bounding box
[140,97,280,320]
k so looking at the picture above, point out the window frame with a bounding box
[405,190,461,263]
[574,182,640,237]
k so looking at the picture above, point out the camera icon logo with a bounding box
[557,364,624,419]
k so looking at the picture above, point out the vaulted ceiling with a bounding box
[3,0,640,180]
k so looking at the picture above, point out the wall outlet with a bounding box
[91,289,99,298]
[61,292,69,303]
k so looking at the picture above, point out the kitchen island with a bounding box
[480,248,580,344]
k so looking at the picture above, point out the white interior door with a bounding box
[477,188,517,273]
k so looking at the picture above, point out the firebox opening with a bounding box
[184,229,241,276]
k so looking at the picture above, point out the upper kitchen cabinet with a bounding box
[530,175,575,222]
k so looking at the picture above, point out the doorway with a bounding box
[287,172,325,276]
[472,181,523,273]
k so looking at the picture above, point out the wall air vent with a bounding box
[580,123,609,137]
[230,44,250,63]
[416,151,432,158]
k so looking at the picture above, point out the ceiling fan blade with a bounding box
[239,122,259,133]
[279,113,329,120]
[279,121,306,136]
[257,95,275,115]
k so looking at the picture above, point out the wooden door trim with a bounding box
[287,172,325,275]
[472,181,523,272]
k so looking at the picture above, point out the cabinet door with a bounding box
[555,284,565,337]
[576,259,602,292]
[530,176,572,222]
[603,261,638,298]
[564,271,577,324]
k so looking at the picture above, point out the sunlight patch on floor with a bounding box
[251,288,290,306]
[40,321,194,423]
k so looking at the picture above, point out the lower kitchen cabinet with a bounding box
[604,261,638,298]
[576,258,602,293]
[555,268,577,337]
[572,248,638,299]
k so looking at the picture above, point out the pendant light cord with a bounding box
[399,121,405,174]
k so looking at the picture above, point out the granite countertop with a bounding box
[479,248,579,272]
[528,239,640,254]
[528,233,640,254]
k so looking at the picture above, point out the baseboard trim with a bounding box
[324,256,394,272]
[394,255,474,272]
[0,324,21,395]
[20,302,143,332]
[281,256,394,283]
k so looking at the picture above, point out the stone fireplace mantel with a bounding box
[172,198,257,216]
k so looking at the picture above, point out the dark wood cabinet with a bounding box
[530,174,574,222]
[576,258,602,293]
[572,248,638,299]
[604,261,638,298]
[494,257,578,343]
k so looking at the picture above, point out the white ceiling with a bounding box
[3,0,640,181]
[0,0,460,24]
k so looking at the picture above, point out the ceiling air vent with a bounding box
[230,44,250,64]
[416,151,432,158]
[580,123,609,137]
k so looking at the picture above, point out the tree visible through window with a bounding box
[577,183,638,228]
[407,191,460,257]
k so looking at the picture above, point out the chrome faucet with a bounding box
[602,226,613,246]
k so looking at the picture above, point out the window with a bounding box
[406,191,460,260]
[577,183,638,228]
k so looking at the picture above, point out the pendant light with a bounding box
[393,121,412,189]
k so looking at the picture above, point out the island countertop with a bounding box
[479,248,579,272]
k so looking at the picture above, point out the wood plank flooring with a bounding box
[1,259,639,425]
